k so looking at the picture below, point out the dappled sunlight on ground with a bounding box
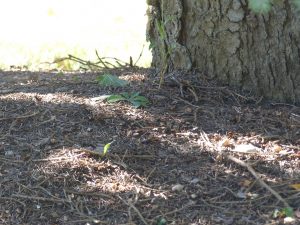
[0,69,299,224]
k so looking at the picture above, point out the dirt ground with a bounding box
[0,68,299,225]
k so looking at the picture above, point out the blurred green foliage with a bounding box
[249,0,300,13]
[96,74,129,87]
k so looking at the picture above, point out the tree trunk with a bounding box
[146,0,300,103]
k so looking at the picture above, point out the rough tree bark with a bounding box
[146,0,300,103]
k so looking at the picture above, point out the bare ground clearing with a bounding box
[0,68,299,225]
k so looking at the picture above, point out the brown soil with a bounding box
[0,68,299,225]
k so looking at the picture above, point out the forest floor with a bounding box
[0,67,299,225]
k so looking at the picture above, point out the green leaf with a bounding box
[132,100,148,108]
[121,92,130,99]
[56,72,64,77]
[282,207,294,218]
[106,94,126,103]
[248,0,271,13]
[273,207,295,219]
[129,93,149,108]
[106,92,150,108]
[131,100,142,108]
[293,0,300,9]
[102,141,114,156]
[149,42,155,50]
[96,74,129,87]
[131,92,140,98]
[157,218,167,225]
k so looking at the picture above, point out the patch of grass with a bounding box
[96,74,129,87]
[106,92,150,108]
[95,74,150,108]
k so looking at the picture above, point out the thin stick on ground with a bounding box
[0,111,40,121]
[134,44,145,66]
[12,194,71,204]
[95,50,109,69]
[117,195,149,225]
[226,154,291,208]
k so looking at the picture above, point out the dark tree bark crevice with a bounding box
[147,0,300,103]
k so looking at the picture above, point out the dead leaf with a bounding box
[220,138,233,148]
[213,134,222,142]
[273,145,282,153]
[232,144,260,154]
[239,179,252,187]
[227,131,234,138]
[289,183,300,190]
[172,184,184,192]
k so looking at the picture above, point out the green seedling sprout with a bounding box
[102,141,115,157]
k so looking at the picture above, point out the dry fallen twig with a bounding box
[51,52,133,70]
[0,110,40,121]
[12,194,71,204]
[226,154,291,208]
[117,195,149,225]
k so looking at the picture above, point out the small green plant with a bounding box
[72,75,80,82]
[249,0,300,13]
[248,0,271,13]
[156,218,167,225]
[96,74,129,87]
[273,207,294,219]
[106,92,150,108]
[96,74,148,108]
[102,141,114,157]
[54,56,73,71]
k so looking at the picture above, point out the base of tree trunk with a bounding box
[146,0,300,104]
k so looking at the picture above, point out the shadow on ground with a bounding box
[0,69,299,224]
